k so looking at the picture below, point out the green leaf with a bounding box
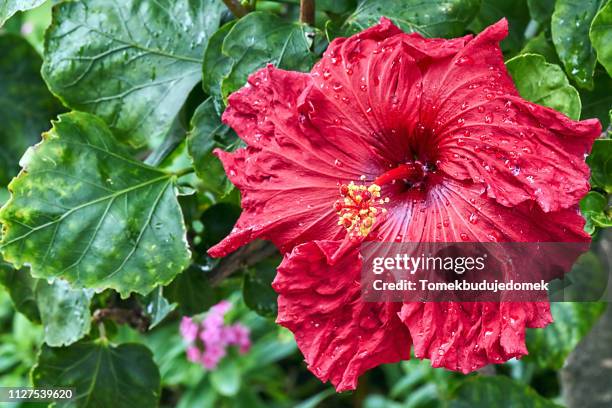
[330,0,480,39]
[520,32,560,65]
[0,0,45,26]
[0,34,62,185]
[220,12,317,99]
[210,358,241,397]
[525,302,605,369]
[32,341,161,408]
[0,263,40,322]
[243,258,279,318]
[187,98,238,196]
[0,112,191,297]
[590,1,612,78]
[165,265,215,316]
[36,279,92,347]
[580,191,610,233]
[141,287,176,329]
[450,376,561,407]
[551,0,603,89]
[42,0,225,148]
[202,21,236,114]
[506,53,581,119]
[527,0,555,23]
[468,0,530,55]
[587,139,612,193]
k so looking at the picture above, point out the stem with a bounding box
[98,322,107,340]
[209,240,278,285]
[299,0,315,26]
[222,0,249,18]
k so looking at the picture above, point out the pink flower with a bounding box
[179,317,199,343]
[181,301,252,370]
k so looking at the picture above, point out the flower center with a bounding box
[334,161,433,238]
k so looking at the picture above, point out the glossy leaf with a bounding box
[0,34,62,185]
[551,0,603,89]
[587,139,612,193]
[0,112,191,297]
[0,263,40,322]
[506,53,581,119]
[525,302,605,369]
[36,279,92,347]
[187,98,238,196]
[32,341,161,408]
[42,0,225,147]
[220,12,317,98]
[450,376,562,407]
[202,21,236,114]
[329,0,480,39]
[0,0,45,26]
[590,1,612,77]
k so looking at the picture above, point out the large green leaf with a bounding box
[587,139,612,193]
[0,34,62,185]
[450,376,561,407]
[551,0,604,89]
[525,302,605,369]
[187,98,238,196]
[32,341,161,408]
[330,0,480,39]
[42,0,225,148]
[590,1,612,78]
[202,21,236,114]
[506,53,581,119]
[0,263,40,322]
[0,0,45,26]
[35,278,92,347]
[220,12,317,99]
[0,112,191,297]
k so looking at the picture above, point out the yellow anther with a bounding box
[334,181,388,238]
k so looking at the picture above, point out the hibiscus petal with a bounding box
[412,18,601,212]
[437,97,601,212]
[273,240,411,392]
[307,18,424,164]
[376,177,590,244]
[399,301,552,373]
[210,66,376,257]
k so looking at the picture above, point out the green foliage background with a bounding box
[0,0,610,407]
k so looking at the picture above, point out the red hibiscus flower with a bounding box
[209,18,601,391]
